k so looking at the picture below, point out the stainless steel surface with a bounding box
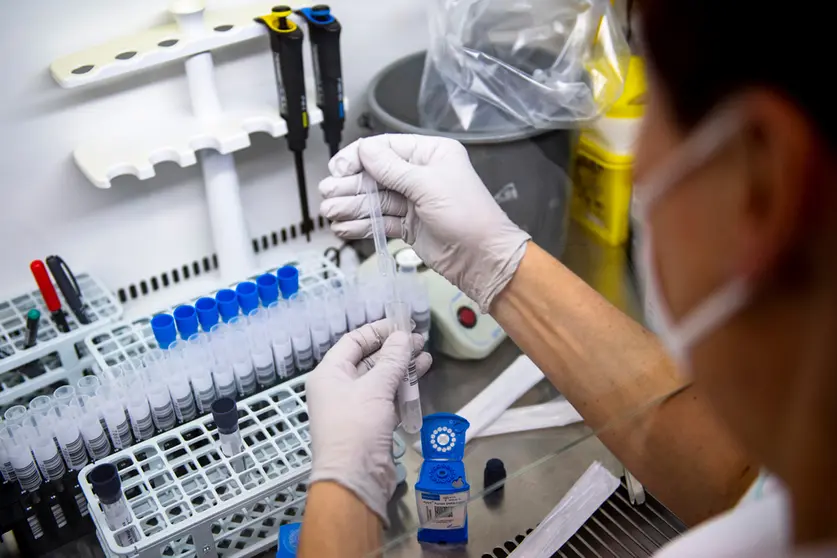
[382,223,643,556]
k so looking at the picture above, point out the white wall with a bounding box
[0,0,428,305]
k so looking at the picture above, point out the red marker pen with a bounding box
[30,260,70,333]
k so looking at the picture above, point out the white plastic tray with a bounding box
[80,376,311,558]
[0,273,122,377]
[85,254,342,371]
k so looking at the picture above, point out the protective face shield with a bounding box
[632,109,749,373]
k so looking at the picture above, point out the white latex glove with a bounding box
[306,320,432,525]
[319,134,531,313]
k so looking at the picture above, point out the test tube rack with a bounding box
[85,253,340,371]
[0,273,122,407]
[79,376,311,558]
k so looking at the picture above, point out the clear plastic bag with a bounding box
[419,0,631,133]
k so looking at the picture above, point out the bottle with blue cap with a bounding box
[415,413,470,545]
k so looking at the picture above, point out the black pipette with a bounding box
[297,5,345,157]
[257,6,314,241]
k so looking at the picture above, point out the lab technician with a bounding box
[297,1,837,556]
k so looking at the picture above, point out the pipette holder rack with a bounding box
[79,376,311,558]
[85,253,341,371]
[0,273,122,408]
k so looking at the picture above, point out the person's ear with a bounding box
[735,91,824,281]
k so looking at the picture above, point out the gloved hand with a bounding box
[306,320,432,525]
[319,134,531,313]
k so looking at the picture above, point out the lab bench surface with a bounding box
[22,224,641,558]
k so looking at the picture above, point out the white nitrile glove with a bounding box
[306,320,432,526]
[319,134,531,313]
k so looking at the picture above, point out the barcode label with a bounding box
[236,371,257,397]
[294,345,314,371]
[27,515,43,539]
[51,504,67,529]
[407,361,419,386]
[131,411,155,441]
[109,420,133,450]
[38,451,66,481]
[85,430,112,459]
[173,392,197,422]
[63,434,89,470]
[255,363,277,387]
[216,380,237,399]
[434,506,453,518]
[331,329,346,345]
[314,340,331,361]
[194,386,216,414]
[15,460,42,492]
[151,401,176,431]
[75,491,89,517]
[2,460,16,482]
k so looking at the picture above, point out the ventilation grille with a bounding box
[482,479,687,558]
[116,216,328,304]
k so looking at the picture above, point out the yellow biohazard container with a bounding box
[571,56,646,246]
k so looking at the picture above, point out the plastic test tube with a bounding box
[385,301,423,434]
[267,304,295,380]
[70,395,112,460]
[29,395,53,418]
[151,313,177,349]
[0,426,16,483]
[195,297,219,332]
[307,297,332,362]
[326,287,348,345]
[288,296,314,373]
[215,289,239,323]
[399,266,432,344]
[3,425,42,492]
[248,309,278,388]
[211,398,243,457]
[363,279,386,323]
[141,350,177,431]
[174,305,199,340]
[226,330,257,397]
[344,283,367,332]
[165,342,198,423]
[208,325,238,400]
[89,463,139,546]
[27,417,66,482]
[76,375,101,398]
[53,385,76,407]
[47,404,89,471]
[123,376,155,441]
[186,333,218,414]
[236,282,259,316]
[96,385,134,450]
[4,405,29,428]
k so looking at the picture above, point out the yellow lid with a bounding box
[606,56,646,119]
[578,133,634,167]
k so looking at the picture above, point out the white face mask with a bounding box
[633,110,749,372]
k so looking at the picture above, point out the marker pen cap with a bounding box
[215,289,239,323]
[151,314,177,349]
[89,463,122,505]
[173,305,198,339]
[236,282,259,315]
[195,297,219,331]
[256,274,280,307]
[211,398,239,435]
[277,266,299,299]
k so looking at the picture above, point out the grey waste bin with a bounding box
[360,51,577,259]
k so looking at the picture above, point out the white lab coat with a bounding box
[653,474,836,557]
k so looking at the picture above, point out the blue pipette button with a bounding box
[173,305,198,339]
[256,273,280,306]
[277,266,299,299]
[195,297,219,331]
[151,313,177,349]
[215,289,239,323]
[236,282,259,315]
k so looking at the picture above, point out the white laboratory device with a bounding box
[359,241,506,360]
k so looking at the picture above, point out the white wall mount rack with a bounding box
[49,1,342,284]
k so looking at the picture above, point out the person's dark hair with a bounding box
[639,2,832,143]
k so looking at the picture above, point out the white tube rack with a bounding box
[79,375,312,558]
[0,273,122,407]
[85,254,342,370]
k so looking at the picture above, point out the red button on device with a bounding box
[457,306,477,329]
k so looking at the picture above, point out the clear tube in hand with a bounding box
[385,301,422,434]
